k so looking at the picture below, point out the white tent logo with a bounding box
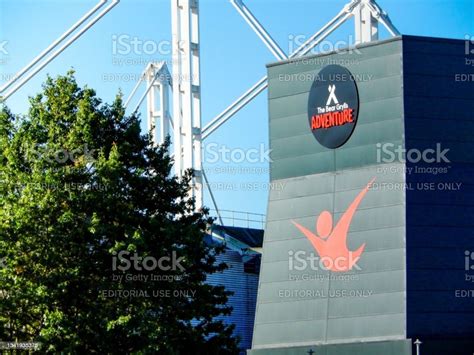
[326,84,339,106]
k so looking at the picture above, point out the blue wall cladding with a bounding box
[403,35,474,342]
[206,250,260,353]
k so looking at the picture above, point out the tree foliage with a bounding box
[0,71,239,354]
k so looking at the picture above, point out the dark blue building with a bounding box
[206,225,263,353]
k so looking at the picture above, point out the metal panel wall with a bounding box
[251,38,408,353]
[206,250,259,353]
[403,36,474,348]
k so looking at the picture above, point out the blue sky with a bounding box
[0,0,473,222]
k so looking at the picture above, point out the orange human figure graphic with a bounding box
[292,178,376,272]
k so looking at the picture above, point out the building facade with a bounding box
[249,36,474,355]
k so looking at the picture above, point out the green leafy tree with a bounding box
[0,71,239,354]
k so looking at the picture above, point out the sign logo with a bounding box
[326,84,339,106]
[292,178,375,272]
[308,65,360,149]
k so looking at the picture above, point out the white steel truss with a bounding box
[1,0,400,215]
[167,0,399,212]
[201,0,399,139]
[124,62,172,147]
[172,0,203,209]
[147,63,172,147]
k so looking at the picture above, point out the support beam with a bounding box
[172,0,203,209]
[366,0,400,37]
[202,0,399,138]
[289,0,360,58]
[131,68,159,115]
[1,0,120,101]
[124,64,149,109]
[202,3,356,139]
[292,11,354,58]
[354,0,379,44]
[202,76,267,140]
[202,169,224,226]
[0,0,108,94]
[230,0,287,61]
[145,63,171,146]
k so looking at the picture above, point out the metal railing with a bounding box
[208,209,265,230]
